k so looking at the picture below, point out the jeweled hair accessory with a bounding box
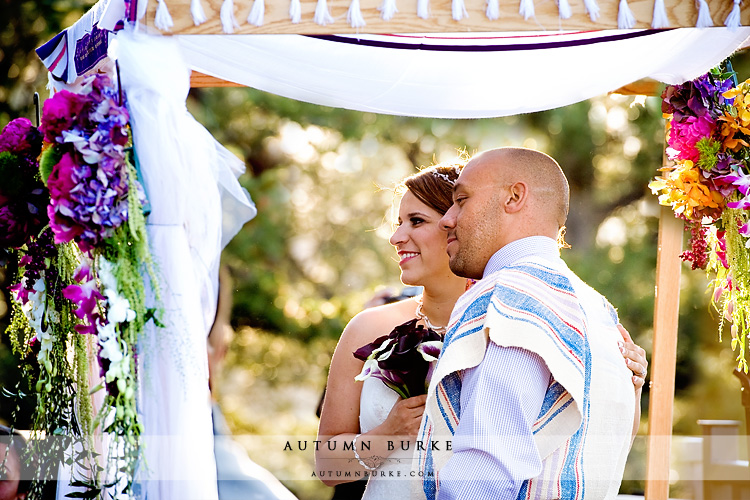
[431,170,456,185]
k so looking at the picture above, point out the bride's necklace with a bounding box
[415,298,447,335]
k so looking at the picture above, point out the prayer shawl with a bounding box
[415,255,634,499]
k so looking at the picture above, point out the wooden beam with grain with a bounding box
[147,0,747,34]
[644,205,683,500]
[189,70,665,95]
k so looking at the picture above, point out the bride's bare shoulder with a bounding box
[341,298,418,346]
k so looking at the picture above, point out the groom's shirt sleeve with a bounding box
[436,343,550,500]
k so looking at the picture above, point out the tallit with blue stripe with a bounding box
[414,254,634,499]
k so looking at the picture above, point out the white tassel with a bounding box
[617,0,636,28]
[220,0,239,33]
[695,0,714,26]
[486,0,500,19]
[155,0,174,31]
[347,0,366,27]
[651,0,670,27]
[557,0,572,19]
[247,0,265,26]
[452,0,468,20]
[379,0,398,20]
[725,0,742,29]
[314,0,335,24]
[519,0,534,19]
[190,0,207,25]
[289,0,302,23]
[583,0,600,21]
[417,0,430,18]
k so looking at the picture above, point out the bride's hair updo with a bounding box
[399,156,466,216]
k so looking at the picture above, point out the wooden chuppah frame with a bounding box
[186,73,682,499]
[145,3,747,498]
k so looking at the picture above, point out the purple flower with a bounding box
[703,153,744,197]
[728,197,750,210]
[353,319,443,398]
[40,74,137,252]
[0,118,42,157]
[663,74,734,121]
[663,81,708,120]
[715,167,750,210]
[0,117,48,249]
[0,201,35,248]
[716,168,750,197]
[694,73,735,112]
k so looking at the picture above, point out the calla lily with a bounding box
[417,340,443,362]
[353,319,443,398]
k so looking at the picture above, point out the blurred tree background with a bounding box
[2,2,750,498]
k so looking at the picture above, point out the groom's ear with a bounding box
[504,182,528,214]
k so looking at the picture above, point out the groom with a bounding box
[415,148,635,499]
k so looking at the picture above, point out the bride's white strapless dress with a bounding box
[358,377,416,499]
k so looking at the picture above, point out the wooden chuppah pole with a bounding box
[644,202,683,500]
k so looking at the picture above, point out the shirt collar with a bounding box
[482,236,561,278]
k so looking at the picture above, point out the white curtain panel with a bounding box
[177,29,750,118]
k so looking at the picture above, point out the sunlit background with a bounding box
[2,2,750,498]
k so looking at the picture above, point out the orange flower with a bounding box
[649,160,725,221]
[721,82,750,152]
[718,113,750,152]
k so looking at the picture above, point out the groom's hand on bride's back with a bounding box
[380,394,427,437]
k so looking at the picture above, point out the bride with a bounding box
[315,160,648,499]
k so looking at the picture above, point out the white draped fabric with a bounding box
[177,29,750,118]
[116,28,256,500]
[38,2,750,119]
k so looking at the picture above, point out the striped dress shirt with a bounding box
[416,236,634,500]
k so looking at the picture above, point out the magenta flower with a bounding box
[62,262,105,334]
[9,281,31,305]
[668,115,716,163]
[0,118,49,249]
[40,74,140,252]
[716,230,729,269]
[728,197,750,210]
[0,118,42,157]
[46,152,80,201]
[39,90,89,144]
[717,168,750,199]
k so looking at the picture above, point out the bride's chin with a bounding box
[399,273,419,287]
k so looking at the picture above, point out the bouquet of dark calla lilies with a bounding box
[353,318,443,399]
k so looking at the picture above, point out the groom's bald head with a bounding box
[439,147,570,278]
[479,147,569,229]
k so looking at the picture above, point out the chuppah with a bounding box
[1,0,750,498]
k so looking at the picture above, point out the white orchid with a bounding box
[106,292,136,324]
[100,335,124,365]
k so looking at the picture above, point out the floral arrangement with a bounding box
[353,318,443,399]
[649,62,750,371]
[2,74,160,499]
